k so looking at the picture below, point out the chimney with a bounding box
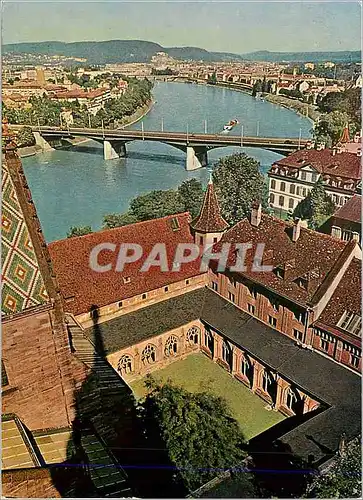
[250,202,262,227]
[283,258,296,279]
[292,218,302,242]
[332,147,337,156]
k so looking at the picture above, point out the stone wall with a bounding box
[77,273,207,327]
[2,306,81,430]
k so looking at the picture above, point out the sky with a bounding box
[2,1,361,53]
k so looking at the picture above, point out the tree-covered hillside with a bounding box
[4,39,360,64]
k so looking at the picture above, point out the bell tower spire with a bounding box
[190,175,228,247]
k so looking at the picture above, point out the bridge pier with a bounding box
[33,132,55,152]
[186,146,208,171]
[103,140,127,160]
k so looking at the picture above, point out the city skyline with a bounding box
[3,1,361,53]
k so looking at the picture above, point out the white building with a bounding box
[268,146,362,212]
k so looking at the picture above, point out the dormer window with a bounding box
[169,217,180,231]
[123,276,131,284]
[337,311,362,336]
[273,266,284,279]
[294,277,308,290]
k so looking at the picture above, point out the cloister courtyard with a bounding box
[130,353,285,440]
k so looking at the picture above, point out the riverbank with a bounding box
[264,94,320,123]
[121,99,154,128]
[180,80,319,124]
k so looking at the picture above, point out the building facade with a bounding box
[320,194,361,242]
[268,147,361,212]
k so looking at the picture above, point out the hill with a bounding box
[3,40,360,64]
[241,50,361,63]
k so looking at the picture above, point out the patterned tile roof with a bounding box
[1,153,50,315]
[190,180,229,233]
[211,214,351,306]
[272,149,361,180]
[333,194,362,224]
[48,213,203,315]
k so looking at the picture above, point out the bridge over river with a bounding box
[31,126,309,171]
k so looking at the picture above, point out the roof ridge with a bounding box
[49,211,191,246]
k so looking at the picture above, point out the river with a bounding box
[22,82,311,242]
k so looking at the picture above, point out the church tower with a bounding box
[190,175,228,247]
[1,119,77,430]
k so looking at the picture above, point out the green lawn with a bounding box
[130,353,285,440]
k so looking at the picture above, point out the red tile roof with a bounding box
[315,258,361,342]
[54,89,107,100]
[273,149,361,180]
[48,213,203,315]
[333,195,361,224]
[211,214,351,306]
[191,180,229,233]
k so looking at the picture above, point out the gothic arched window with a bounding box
[241,356,250,377]
[187,326,200,345]
[222,341,231,363]
[164,335,178,357]
[262,371,271,393]
[117,354,133,375]
[286,388,297,409]
[141,344,156,364]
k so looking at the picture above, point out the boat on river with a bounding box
[223,119,239,131]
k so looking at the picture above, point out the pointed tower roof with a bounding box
[2,149,53,315]
[339,124,350,144]
[190,177,229,233]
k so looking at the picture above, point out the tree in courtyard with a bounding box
[177,178,204,218]
[212,153,268,226]
[293,178,335,230]
[67,226,93,238]
[139,377,247,492]
[304,439,361,498]
[313,111,356,147]
[16,126,36,147]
